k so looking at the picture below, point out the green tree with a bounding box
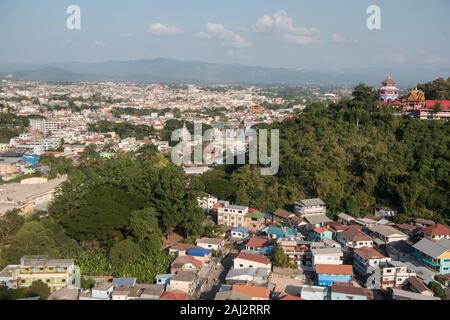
[428,281,447,300]
[108,239,143,266]
[26,280,51,300]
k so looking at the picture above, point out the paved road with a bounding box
[200,251,236,300]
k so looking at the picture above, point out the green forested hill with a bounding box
[200,85,450,223]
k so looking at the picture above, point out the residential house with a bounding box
[412,238,450,275]
[300,285,328,300]
[294,198,326,217]
[386,240,415,262]
[167,271,198,295]
[168,242,196,256]
[413,218,435,228]
[197,194,218,211]
[170,255,203,273]
[246,237,270,252]
[311,226,333,241]
[234,252,272,273]
[374,206,397,219]
[422,224,450,242]
[79,282,114,300]
[400,276,434,296]
[244,210,265,232]
[112,287,131,300]
[393,224,421,238]
[302,213,332,228]
[266,226,286,239]
[139,284,165,300]
[186,247,212,263]
[230,227,249,240]
[379,261,416,289]
[337,212,355,225]
[112,277,136,289]
[330,284,373,300]
[155,274,172,287]
[269,267,305,296]
[336,227,374,250]
[366,225,408,245]
[160,290,189,300]
[225,268,269,285]
[391,288,440,300]
[196,238,224,251]
[272,208,296,224]
[315,264,353,287]
[353,247,391,275]
[0,255,79,292]
[278,239,312,267]
[231,284,270,300]
[217,204,248,227]
[311,247,343,266]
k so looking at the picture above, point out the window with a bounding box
[239,264,244,267]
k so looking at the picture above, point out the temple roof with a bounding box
[382,75,396,87]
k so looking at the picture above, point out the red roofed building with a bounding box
[422,224,450,241]
[315,264,353,287]
[170,255,203,273]
[246,237,269,252]
[232,284,270,300]
[234,252,272,272]
[160,290,188,300]
[418,100,450,120]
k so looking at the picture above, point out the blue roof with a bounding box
[187,247,212,257]
[231,227,248,233]
[264,212,272,219]
[286,228,298,237]
[112,277,136,288]
[267,226,285,237]
[25,164,42,169]
[260,246,274,255]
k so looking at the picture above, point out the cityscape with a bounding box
[0,0,449,307]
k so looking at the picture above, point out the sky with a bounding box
[0,0,449,71]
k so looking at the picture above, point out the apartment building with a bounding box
[217,204,248,227]
[380,261,416,289]
[294,198,326,217]
[0,256,80,292]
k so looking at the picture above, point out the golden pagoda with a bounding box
[405,86,426,110]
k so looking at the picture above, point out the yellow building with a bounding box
[0,256,80,292]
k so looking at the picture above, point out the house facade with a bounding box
[0,256,79,292]
[315,264,353,287]
[218,204,249,227]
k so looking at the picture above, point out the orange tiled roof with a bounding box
[423,224,450,237]
[316,264,353,275]
[232,285,270,299]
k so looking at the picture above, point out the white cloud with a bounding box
[253,10,319,45]
[331,33,349,44]
[149,23,182,36]
[284,35,316,45]
[197,23,251,48]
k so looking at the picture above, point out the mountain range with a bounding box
[1,58,449,87]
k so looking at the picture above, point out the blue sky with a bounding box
[0,0,449,70]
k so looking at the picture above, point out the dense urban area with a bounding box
[0,76,449,301]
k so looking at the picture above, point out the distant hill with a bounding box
[1,58,449,86]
